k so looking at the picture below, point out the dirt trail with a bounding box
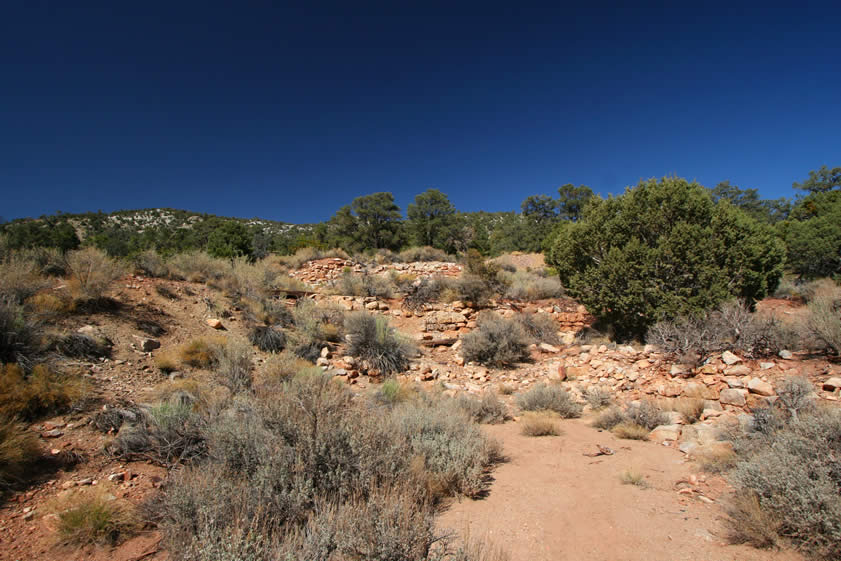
[438,419,803,561]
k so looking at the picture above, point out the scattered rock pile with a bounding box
[289,258,462,287]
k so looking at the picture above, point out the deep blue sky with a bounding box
[2,1,840,223]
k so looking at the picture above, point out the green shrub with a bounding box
[547,176,785,339]
[168,251,229,282]
[515,383,581,418]
[373,378,418,407]
[344,312,414,375]
[461,314,531,367]
[402,277,448,311]
[455,274,494,307]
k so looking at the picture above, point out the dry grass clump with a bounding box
[134,250,169,278]
[168,251,229,283]
[514,312,561,345]
[398,246,451,262]
[333,270,394,298]
[457,391,509,424]
[461,313,531,367]
[253,351,313,391]
[248,325,286,353]
[665,397,705,424]
[804,279,841,354]
[611,422,651,440]
[154,351,180,373]
[520,411,561,436]
[497,383,515,395]
[515,383,582,418]
[178,337,225,369]
[625,400,669,430]
[619,469,648,487]
[53,332,112,359]
[290,299,345,361]
[373,378,420,407]
[0,363,87,421]
[0,302,43,370]
[402,277,450,311]
[0,254,51,304]
[27,292,74,317]
[345,312,414,375]
[592,406,627,430]
[0,417,42,493]
[50,484,140,545]
[64,247,126,302]
[211,338,253,394]
[499,270,563,301]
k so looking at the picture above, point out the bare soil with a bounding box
[438,419,805,561]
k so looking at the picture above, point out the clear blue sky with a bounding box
[2,1,839,223]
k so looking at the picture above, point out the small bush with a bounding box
[461,314,531,367]
[64,247,126,302]
[248,325,286,353]
[625,400,669,430]
[776,376,814,421]
[134,250,169,278]
[497,383,515,395]
[592,407,627,430]
[168,251,229,283]
[500,270,563,301]
[0,417,41,492]
[584,386,612,410]
[611,422,650,440]
[253,351,313,390]
[0,363,87,421]
[727,406,841,558]
[457,392,508,424]
[455,274,494,307]
[334,270,393,298]
[51,485,139,545]
[373,379,419,407]
[27,292,73,317]
[213,338,253,394]
[155,284,178,300]
[0,302,42,370]
[805,280,841,354]
[54,333,112,359]
[0,255,50,304]
[519,411,561,436]
[515,383,582,418]
[398,246,450,262]
[345,312,414,375]
[154,351,180,374]
[290,300,345,360]
[514,312,560,345]
[619,469,648,487]
[670,397,705,424]
[402,277,448,311]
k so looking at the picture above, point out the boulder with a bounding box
[822,377,841,392]
[206,318,224,329]
[649,424,682,443]
[778,349,793,359]
[747,378,774,397]
[719,388,748,407]
[140,338,161,352]
[539,343,559,353]
[721,351,741,365]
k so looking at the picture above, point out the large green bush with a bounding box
[547,177,785,338]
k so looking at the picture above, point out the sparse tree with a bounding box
[557,184,594,221]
